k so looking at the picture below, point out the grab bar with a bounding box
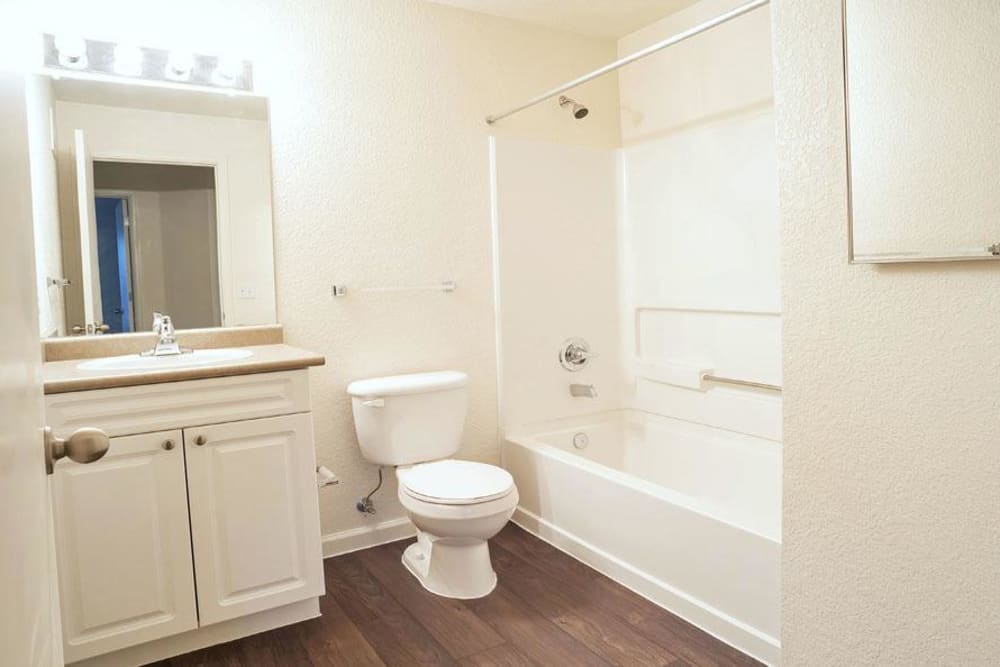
[701,374,781,393]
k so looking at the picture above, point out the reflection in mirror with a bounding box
[25,74,276,337]
[92,162,220,333]
[844,0,1000,263]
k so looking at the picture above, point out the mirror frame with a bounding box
[841,0,1000,264]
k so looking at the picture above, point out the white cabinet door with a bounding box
[51,429,197,663]
[185,413,324,625]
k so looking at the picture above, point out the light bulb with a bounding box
[113,44,143,77]
[212,55,243,86]
[54,35,87,69]
[165,50,194,81]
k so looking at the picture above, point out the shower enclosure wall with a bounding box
[490,0,780,663]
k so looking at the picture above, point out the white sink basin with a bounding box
[77,348,254,373]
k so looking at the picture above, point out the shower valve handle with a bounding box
[559,338,597,371]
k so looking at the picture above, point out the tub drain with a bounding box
[572,433,589,449]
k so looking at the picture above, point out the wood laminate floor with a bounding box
[151,525,760,666]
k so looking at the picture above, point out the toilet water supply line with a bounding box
[357,467,384,514]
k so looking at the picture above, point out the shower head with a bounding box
[558,95,589,120]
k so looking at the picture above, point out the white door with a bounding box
[185,413,324,625]
[74,128,102,331]
[0,71,62,667]
[51,430,198,662]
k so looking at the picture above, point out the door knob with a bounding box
[194,435,207,446]
[45,426,110,474]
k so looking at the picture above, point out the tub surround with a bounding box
[43,342,324,394]
[42,324,284,361]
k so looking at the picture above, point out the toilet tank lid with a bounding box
[347,370,468,397]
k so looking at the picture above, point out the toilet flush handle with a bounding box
[361,397,385,408]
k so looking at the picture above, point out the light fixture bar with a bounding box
[42,34,253,93]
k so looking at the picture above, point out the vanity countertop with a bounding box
[43,343,325,395]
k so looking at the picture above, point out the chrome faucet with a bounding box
[570,383,598,398]
[144,312,183,356]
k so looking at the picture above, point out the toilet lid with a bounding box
[399,459,514,505]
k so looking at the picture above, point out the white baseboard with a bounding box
[512,507,781,667]
[322,516,416,558]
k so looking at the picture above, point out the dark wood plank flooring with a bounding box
[151,525,760,666]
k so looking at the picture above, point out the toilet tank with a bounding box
[347,371,468,466]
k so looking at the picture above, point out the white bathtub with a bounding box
[503,410,781,665]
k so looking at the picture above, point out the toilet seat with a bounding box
[398,459,514,506]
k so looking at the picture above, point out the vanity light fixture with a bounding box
[43,34,254,93]
[212,55,243,86]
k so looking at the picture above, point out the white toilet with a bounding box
[347,370,518,599]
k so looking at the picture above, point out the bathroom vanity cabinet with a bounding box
[46,369,324,665]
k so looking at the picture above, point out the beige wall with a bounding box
[774,0,1000,662]
[11,0,621,541]
[263,1,620,540]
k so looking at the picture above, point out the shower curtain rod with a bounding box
[484,0,769,125]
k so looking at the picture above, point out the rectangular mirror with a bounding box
[27,75,276,336]
[843,0,1000,263]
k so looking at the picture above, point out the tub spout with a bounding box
[570,383,598,398]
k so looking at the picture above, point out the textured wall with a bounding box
[774,1,1000,663]
[7,0,621,542]
[260,2,621,539]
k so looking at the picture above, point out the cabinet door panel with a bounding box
[52,429,197,662]
[185,413,323,625]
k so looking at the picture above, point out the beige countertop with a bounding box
[43,343,325,394]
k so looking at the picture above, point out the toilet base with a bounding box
[401,531,497,599]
